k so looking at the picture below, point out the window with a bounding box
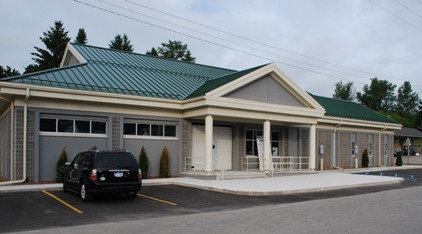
[246,130,279,156]
[246,130,262,155]
[40,117,106,135]
[124,123,136,135]
[124,122,177,138]
[75,120,90,133]
[40,118,56,132]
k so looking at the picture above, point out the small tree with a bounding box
[74,28,88,44]
[55,147,68,182]
[362,148,369,168]
[139,146,149,179]
[159,146,170,178]
[396,151,403,166]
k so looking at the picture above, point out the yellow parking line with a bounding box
[138,194,178,206]
[42,190,83,214]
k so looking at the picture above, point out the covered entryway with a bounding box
[191,125,232,171]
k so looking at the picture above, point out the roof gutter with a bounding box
[0,88,29,185]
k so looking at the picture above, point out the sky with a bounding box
[1,0,421,98]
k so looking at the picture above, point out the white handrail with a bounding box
[271,156,310,173]
[213,157,227,180]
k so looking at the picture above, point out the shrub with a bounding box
[361,148,369,168]
[396,151,403,166]
[139,146,149,179]
[55,147,68,182]
[159,146,169,178]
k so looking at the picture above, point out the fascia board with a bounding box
[205,63,274,97]
[318,116,402,130]
[0,83,182,109]
[59,43,87,67]
[203,96,325,118]
[204,63,325,112]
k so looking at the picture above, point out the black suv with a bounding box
[62,150,142,201]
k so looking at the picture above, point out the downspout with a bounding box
[333,120,343,170]
[378,124,387,167]
[0,88,29,185]
[0,95,14,183]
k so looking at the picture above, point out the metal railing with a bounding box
[271,156,310,172]
[184,157,205,173]
[212,158,227,180]
[241,155,310,173]
[184,157,227,180]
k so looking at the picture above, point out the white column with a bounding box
[263,120,271,172]
[309,124,316,171]
[205,115,213,174]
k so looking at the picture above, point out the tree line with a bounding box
[0,20,195,78]
[333,80,421,129]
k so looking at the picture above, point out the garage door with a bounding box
[191,125,232,170]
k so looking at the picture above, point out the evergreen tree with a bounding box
[25,21,70,73]
[356,78,396,112]
[55,147,68,183]
[159,147,170,178]
[109,34,134,52]
[333,81,355,101]
[74,28,88,44]
[361,148,369,168]
[396,151,403,166]
[139,146,149,179]
[396,81,419,115]
[146,47,158,56]
[147,40,196,63]
[0,65,20,78]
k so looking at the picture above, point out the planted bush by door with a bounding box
[159,147,169,178]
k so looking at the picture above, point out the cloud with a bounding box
[1,0,421,97]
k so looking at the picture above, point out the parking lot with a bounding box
[1,169,421,233]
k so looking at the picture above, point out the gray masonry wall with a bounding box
[317,129,332,170]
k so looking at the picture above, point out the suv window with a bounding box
[95,152,138,168]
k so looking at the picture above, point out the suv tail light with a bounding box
[90,169,97,181]
[138,169,142,180]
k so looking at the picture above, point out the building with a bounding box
[0,43,401,183]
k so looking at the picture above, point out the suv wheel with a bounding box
[80,182,93,202]
[126,192,137,199]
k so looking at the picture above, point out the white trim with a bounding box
[205,63,325,112]
[60,43,87,67]
[39,132,107,138]
[123,135,178,141]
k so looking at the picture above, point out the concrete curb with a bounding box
[168,178,404,196]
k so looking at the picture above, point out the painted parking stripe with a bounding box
[42,190,83,214]
[138,194,178,206]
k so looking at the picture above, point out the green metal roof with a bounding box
[4,43,237,100]
[310,94,398,124]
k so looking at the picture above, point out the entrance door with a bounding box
[191,125,232,170]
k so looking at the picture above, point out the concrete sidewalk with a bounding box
[2,166,418,195]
